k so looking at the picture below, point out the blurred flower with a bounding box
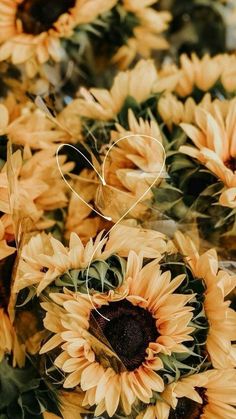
[180,99,236,208]
[112,0,171,69]
[0,309,24,367]
[158,93,198,131]
[217,53,236,93]
[154,53,236,98]
[158,92,232,131]
[153,62,182,94]
[175,53,222,97]
[0,0,116,75]
[0,148,73,236]
[0,100,74,150]
[74,60,158,121]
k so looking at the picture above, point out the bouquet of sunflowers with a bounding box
[0,1,236,418]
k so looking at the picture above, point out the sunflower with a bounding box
[158,92,231,131]
[0,99,74,150]
[153,62,182,94]
[0,0,116,74]
[171,369,236,419]
[112,0,171,69]
[138,369,236,419]
[0,148,74,231]
[180,98,236,208]
[154,53,236,99]
[0,147,75,253]
[217,54,236,93]
[73,59,158,122]
[15,148,74,212]
[158,92,197,131]
[15,224,168,294]
[108,109,165,192]
[39,250,195,417]
[157,54,222,98]
[157,92,219,132]
[175,231,236,369]
[175,53,223,97]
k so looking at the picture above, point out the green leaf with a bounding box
[0,358,61,419]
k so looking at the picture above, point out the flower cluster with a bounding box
[10,226,236,418]
[0,1,236,419]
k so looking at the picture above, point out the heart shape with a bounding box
[56,133,166,224]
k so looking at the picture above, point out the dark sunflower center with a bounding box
[17,0,76,35]
[169,388,208,419]
[225,157,236,172]
[90,300,158,371]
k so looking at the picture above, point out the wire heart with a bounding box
[56,134,166,222]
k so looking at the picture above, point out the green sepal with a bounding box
[54,255,126,294]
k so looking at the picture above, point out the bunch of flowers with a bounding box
[0,0,171,95]
[2,224,236,418]
[0,1,236,418]
[59,54,236,253]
